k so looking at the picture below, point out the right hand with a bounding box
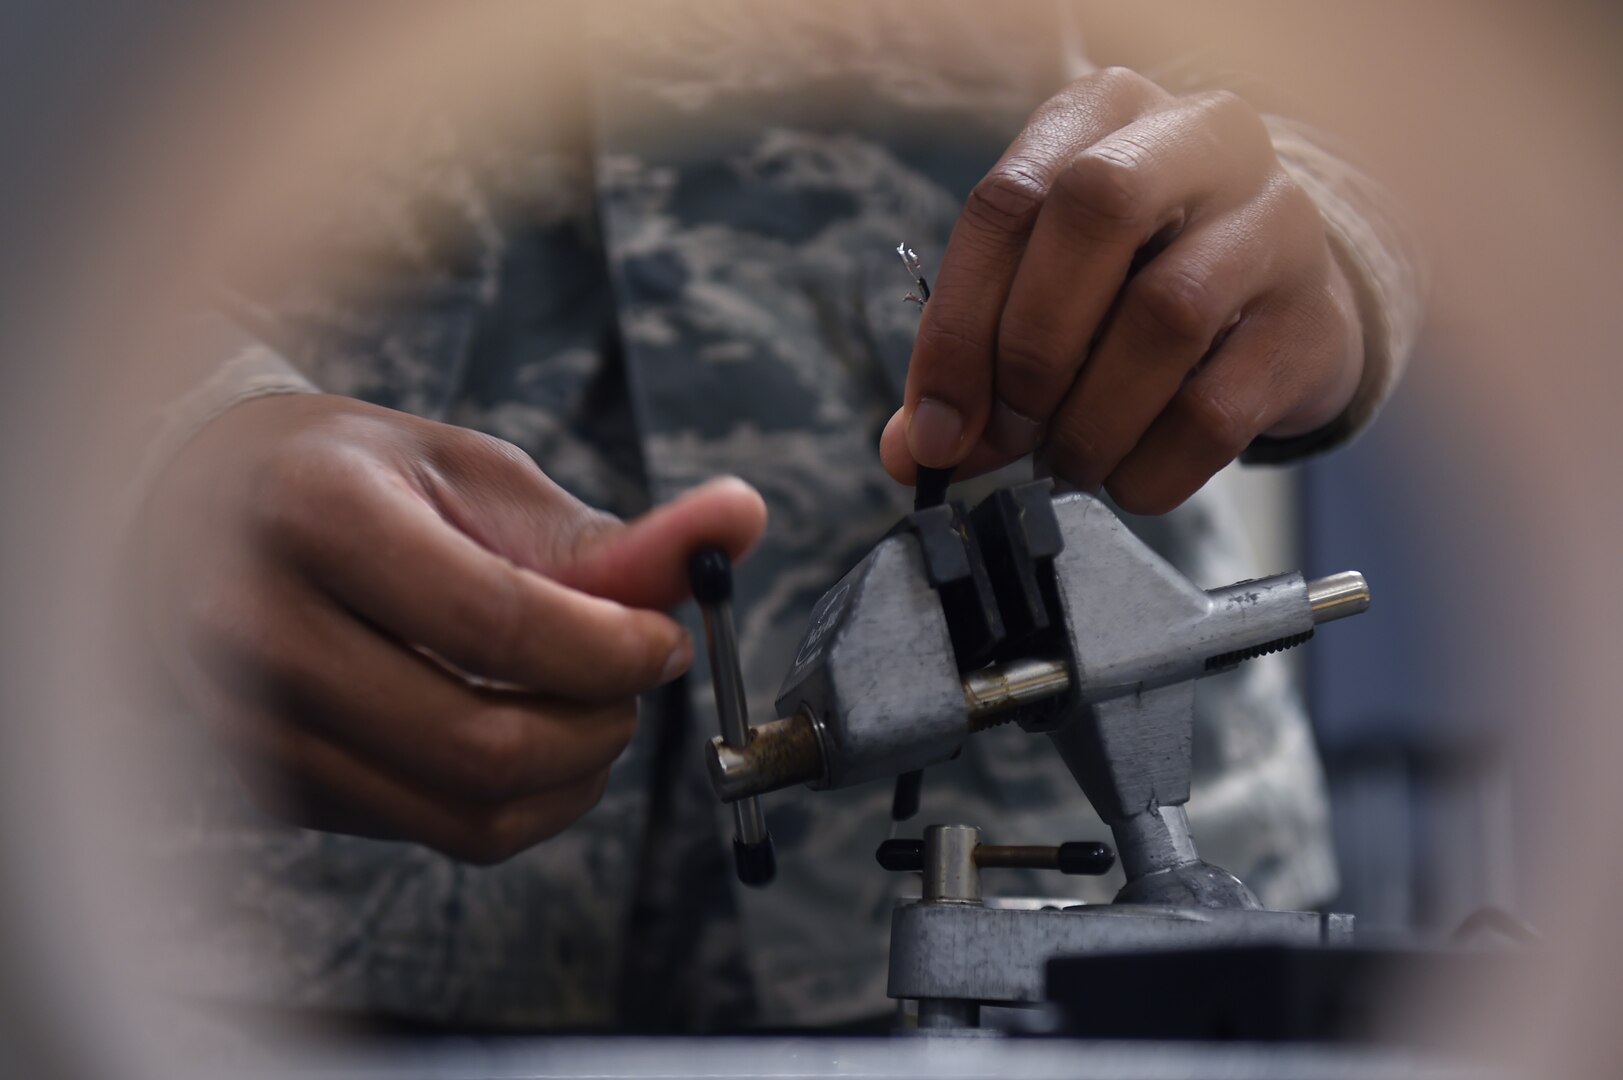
[134,393,766,864]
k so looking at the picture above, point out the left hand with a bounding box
[879,67,1364,513]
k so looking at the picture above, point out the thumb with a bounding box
[419,430,764,609]
[553,476,768,610]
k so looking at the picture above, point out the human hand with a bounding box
[135,393,766,863]
[880,68,1363,513]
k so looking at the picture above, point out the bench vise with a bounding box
[691,479,1370,1027]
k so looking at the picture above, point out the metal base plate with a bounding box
[889,900,1354,1005]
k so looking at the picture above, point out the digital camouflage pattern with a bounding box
[158,2,1339,1033]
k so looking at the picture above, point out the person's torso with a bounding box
[155,3,1333,1031]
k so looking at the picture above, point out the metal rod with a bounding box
[1307,571,1371,624]
[707,710,823,802]
[699,596,768,847]
[973,843,1115,876]
[974,844,1061,870]
[962,655,1071,727]
[707,656,1074,803]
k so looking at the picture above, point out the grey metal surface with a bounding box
[923,825,981,903]
[1038,494,1320,902]
[1113,860,1260,908]
[915,998,982,1030]
[1047,493,1315,705]
[1046,687,1207,892]
[888,902,1349,1004]
[1104,806,1199,878]
[288,1035,1489,1079]
[739,492,1361,877]
[773,534,967,788]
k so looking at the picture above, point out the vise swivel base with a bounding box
[884,824,1354,1031]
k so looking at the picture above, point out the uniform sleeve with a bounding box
[122,312,318,528]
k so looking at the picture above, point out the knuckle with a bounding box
[1267,172,1323,231]
[600,701,639,759]
[438,425,530,474]
[608,620,672,691]
[556,505,623,571]
[480,431,534,470]
[447,575,525,677]
[574,770,613,816]
[253,443,350,555]
[1187,89,1269,152]
[450,799,551,866]
[446,816,526,866]
[913,313,987,363]
[1184,389,1256,458]
[1091,65,1159,105]
[1189,88,1248,126]
[185,588,281,684]
[1053,150,1145,230]
[1047,411,1112,475]
[474,773,609,863]
[963,164,1048,237]
[996,321,1072,391]
[637,633,673,686]
[453,707,532,799]
[1301,278,1353,345]
[1132,266,1224,345]
[1106,475,1182,517]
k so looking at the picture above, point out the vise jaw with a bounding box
[706,480,1368,908]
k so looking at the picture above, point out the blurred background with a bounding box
[1,1,1620,1076]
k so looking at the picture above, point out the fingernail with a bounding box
[907,398,964,467]
[985,399,1043,455]
[659,636,693,684]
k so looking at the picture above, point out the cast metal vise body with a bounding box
[707,479,1369,908]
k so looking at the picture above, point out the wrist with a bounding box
[122,334,318,535]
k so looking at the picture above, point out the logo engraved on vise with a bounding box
[792,581,852,670]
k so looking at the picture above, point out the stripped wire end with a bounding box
[896,242,923,278]
[896,242,931,306]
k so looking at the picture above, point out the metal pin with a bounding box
[1307,571,1371,624]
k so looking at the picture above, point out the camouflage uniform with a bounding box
[152,3,1418,1033]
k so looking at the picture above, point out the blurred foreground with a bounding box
[1,2,1620,1075]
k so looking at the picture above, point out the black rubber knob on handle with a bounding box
[734,836,777,887]
[1057,841,1117,876]
[891,769,925,822]
[875,838,925,873]
[687,546,733,605]
[914,465,953,512]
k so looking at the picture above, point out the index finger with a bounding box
[897,69,1168,473]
